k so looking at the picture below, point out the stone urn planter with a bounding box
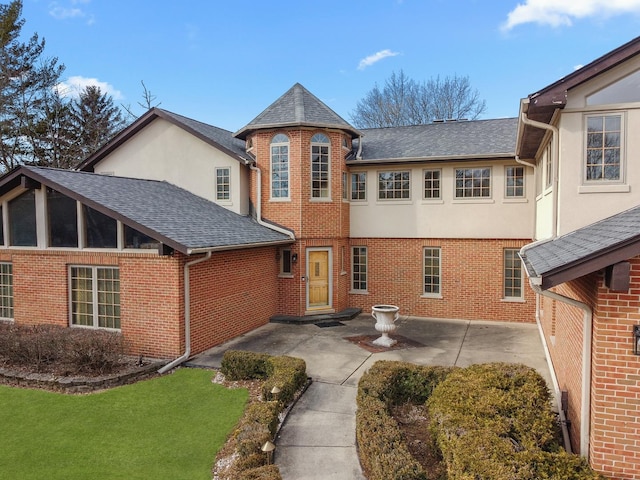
[371,304,400,347]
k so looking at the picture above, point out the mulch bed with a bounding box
[344,334,425,353]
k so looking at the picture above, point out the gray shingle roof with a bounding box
[156,109,248,159]
[520,205,640,288]
[234,83,361,139]
[20,166,292,254]
[350,118,518,163]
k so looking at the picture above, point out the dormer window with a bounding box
[311,133,330,199]
[270,134,290,200]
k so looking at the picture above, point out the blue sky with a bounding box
[20,0,640,131]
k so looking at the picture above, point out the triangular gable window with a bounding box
[587,69,640,106]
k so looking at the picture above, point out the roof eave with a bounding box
[78,108,251,171]
[346,152,515,166]
[521,235,640,291]
[233,122,362,140]
[186,238,294,255]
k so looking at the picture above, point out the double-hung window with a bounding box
[585,114,622,183]
[351,172,366,201]
[216,167,230,201]
[423,247,441,296]
[70,266,120,329]
[503,249,523,300]
[378,171,410,199]
[423,169,441,199]
[311,133,330,199]
[0,263,13,319]
[271,134,290,199]
[455,168,491,198]
[351,246,367,291]
[505,166,525,198]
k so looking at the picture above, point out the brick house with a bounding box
[517,37,640,479]
[0,36,638,478]
[0,84,535,361]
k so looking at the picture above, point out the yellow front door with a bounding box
[308,250,330,309]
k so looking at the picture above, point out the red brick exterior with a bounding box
[347,238,536,322]
[1,247,280,360]
[188,247,279,355]
[541,263,640,480]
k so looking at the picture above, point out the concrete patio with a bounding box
[188,314,552,480]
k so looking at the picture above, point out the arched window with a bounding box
[271,134,290,199]
[311,133,330,199]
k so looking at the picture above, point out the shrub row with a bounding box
[356,360,454,480]
[218,350,308,480]
[427,362,605,480]
[0,323,126,375]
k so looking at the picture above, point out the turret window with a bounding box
[311,133,330,199]
[271,134,290,199]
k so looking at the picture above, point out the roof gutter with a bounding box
[520,248,592,459]
[249,163,295,240]
[519,101,559,238]
[158,251,212,374]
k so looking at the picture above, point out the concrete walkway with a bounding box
[189,315,551,480]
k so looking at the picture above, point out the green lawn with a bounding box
[0,368,248,480]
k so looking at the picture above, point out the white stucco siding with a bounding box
[94,118,249,215]
[349,161,535,239]
[554,60,640,235]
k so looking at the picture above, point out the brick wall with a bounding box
[542,264,640,480]
[346,238,536,322]
[3,249,184,358]
[188,246,280,355]
[543,277,596,456]
[590,259,640,480]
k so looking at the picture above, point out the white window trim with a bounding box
[215,166,232,203]
[0,262,14,321]
[454,166,492,200]
[423,168,442,201]
[270,134,290,201]
[504,165,526,199]
[502,249,524,302]
[310,133,331,201]
[350,171,367,203]
[68,265,121,330]
[377,170,412,201]
[582,112,626,186]
[350,246,368,293]
[421,247,442,299]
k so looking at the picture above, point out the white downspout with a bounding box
[519,111,559,238]
[249,163,295,240]
[525,275,592,458]
[158,251,212,374]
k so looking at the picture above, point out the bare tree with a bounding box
[122,80,161,119]
[350,71,486,128]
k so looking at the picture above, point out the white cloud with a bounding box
[357,49,400,70]
[502,0,640,30]
[49,1,95,24]
[54,76,123,100]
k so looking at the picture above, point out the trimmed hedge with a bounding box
[0,323,126,375]
[356,360,454,480]
[427,363,605,480]
[357,361,604,480]
[217,350,308,480]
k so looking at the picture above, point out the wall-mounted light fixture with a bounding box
[633,325,640,355]
[291,253,298,263]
